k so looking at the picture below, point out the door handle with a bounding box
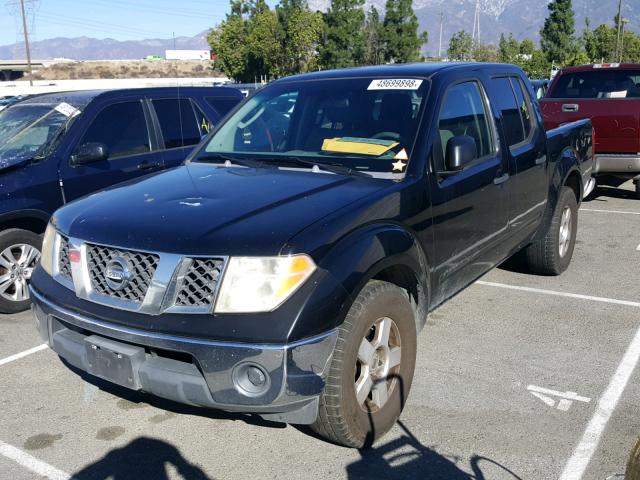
[138,161,161,171]
[535,157,546,166]
[562,104,579,113]
[493,173,509,185]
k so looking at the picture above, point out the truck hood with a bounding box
[55,163,388,256]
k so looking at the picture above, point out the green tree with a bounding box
[319,0,366,69]
[448,31,473,61]
[208,15,249,81]
[473,42,498,62]
[382,0,428,63]
[519,39,536,56]
[277,0,324,75]
[363,6,385,65]
[498,33,520,63]
[540,0,576,65]
[518,49,551,79]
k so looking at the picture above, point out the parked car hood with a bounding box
[55,163,389,256]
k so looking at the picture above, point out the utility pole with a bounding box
[438,12,444,58]
[615,0,623,60]
[620,18,629,62]
[19,0,33,86]
[471,0,481,47]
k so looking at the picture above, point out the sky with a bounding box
[0,0,278,46]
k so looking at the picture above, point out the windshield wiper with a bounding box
[197,153,272,169]
[266,156,371,178]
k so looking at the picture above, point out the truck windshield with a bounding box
[0,104,74,167]
[549,69,640,99]
[196,77,428,175]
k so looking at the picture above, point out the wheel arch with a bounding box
[0,210,50,235]
[317,223,430,334]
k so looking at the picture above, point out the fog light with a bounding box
[232,363,270,397]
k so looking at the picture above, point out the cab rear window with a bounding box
[549,70,640,99]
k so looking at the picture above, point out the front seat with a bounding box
[376,93,414,143]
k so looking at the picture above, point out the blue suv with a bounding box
[0,86,242,312]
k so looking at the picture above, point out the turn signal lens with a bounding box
[215,255,316,313]
[40,222,56,276]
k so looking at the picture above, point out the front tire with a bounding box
[525,186,578,275]
[0,229,42,314]
[311,280,417,448]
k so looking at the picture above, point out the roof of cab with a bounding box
[273,62,524,84]
[17,86,242,108]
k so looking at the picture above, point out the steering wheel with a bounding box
[372,131,401,141]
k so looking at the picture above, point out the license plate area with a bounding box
[85,335,145,390]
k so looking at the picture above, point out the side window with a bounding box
[437,81,493,165]
[492,77,525,147]
[152,98,201,149]
[206,97,240,116]
[192,102,213,136]
[79,101,150,159]
[510,77,534,139]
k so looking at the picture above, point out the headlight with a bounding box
[215,255,316,313]
[40,222,56,276]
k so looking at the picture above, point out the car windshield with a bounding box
[0,104,76,166]
[196,77,429,175]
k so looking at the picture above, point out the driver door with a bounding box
[59,99,164,201]
[428,79,510,304]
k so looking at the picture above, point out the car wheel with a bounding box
[525,186,578,275]
[0,229,42,314]
[311,280,417,448]
[627,436,640,480]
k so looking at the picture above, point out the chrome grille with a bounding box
[175,258,225,307]
[58,236,72,280]
[86,244,159,303]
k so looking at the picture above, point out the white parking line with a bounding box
[476,281,640,308]
[0,344,48,367]
[581,208,640,216]
[559,320,640,480]
[0,440,74,480]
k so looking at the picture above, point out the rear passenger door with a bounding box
[491,76,547,234]
[60,99,164,201]
[150,97,208,169]
[429,79,509,300]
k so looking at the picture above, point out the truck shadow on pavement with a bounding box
[72,437,211,480]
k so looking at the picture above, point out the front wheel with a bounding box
[524,186,578,275]
[0,229,42,314]
[311,280,417,448]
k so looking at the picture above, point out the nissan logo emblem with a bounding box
[105,256,132,291]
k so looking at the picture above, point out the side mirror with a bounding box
[445,135,477,172]
[71,142,108,165]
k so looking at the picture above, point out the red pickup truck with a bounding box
[541,64,640,198]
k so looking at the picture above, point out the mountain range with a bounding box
[0,0,638,60]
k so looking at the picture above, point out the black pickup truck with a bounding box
[30,63,592,447]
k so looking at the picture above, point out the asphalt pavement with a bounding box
[0,181,638,480]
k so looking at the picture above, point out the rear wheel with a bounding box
[0,229,42,314]
[311,280,417,448]
[525,186,578,275]
[627,436,640,480]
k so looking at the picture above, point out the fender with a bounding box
[0,208,50,231]
[317,223,431,332]
[534,147,583,242]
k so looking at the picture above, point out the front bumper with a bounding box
[594,154,640,176]
[30,286,337,425]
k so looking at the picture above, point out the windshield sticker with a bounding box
[368,79,423,91]
[392,159,406,172]
[321,137,399,156]
[54,102,80,118]
[393,148,408,160]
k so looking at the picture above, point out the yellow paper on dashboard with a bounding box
[321,137,399,156]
